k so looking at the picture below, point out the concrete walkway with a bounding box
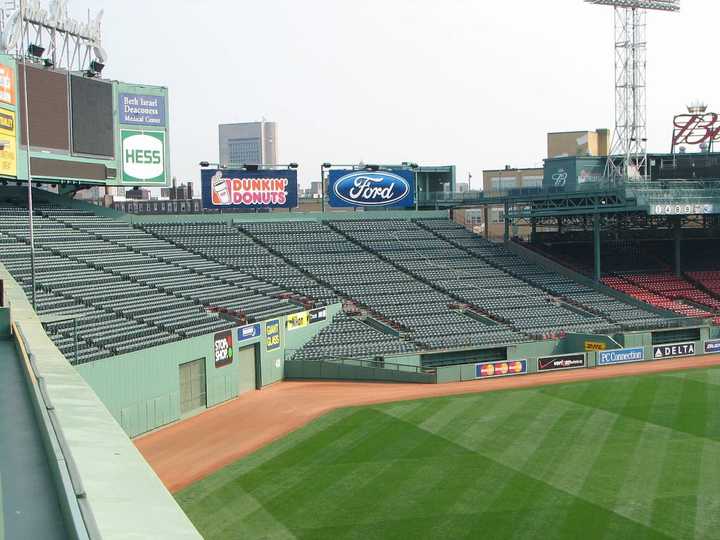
[0,339,67,540]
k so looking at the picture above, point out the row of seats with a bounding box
[0,203,309,364]
[420,220,672,331]
[238,219,528,354]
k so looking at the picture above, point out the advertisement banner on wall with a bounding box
[474,360,527,379]
[597,347,644,366]
[121,129,166,183]
[309,307,327,324]
[584,341,606,352]
[119,92,166,127]
[0,109,16,177]
[286,311,309,331]
[328,169,415,208]
[201,168,298,210]
[265,319,281,351]
[213,330,234,368]
[577,165,604,185]
[704,339,720,354]
[0,64,15,105]
[237,323,261,342]
[537,353,586,372]
[652,342,695,359]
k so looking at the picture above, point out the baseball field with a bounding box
[176,366,720,539]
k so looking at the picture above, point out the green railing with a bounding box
[626,179,720,208]
[284,353,437,383]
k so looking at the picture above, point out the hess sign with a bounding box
[328,170,414,208]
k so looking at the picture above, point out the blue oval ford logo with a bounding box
[332,171,410,207]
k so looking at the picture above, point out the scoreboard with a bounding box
[0,52,170,187]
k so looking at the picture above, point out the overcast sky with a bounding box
[75,0,711,190]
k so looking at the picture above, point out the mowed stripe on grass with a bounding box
[176,368,720,540]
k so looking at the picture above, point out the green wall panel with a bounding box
[75,304,341,437]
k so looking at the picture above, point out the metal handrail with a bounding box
[286,354,432,374]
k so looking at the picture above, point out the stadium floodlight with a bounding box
[89,60,104,74]
[585,0,680,181]
[27,43,44,58]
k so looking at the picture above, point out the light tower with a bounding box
[585,0,680,181]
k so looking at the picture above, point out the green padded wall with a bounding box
[76,303,341,437]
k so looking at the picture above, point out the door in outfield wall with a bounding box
[237,343,261,393]
[179,358,207,415]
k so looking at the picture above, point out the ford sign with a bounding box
[328,170,414,208]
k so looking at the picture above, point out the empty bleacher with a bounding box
[1,197,702,368]
[0,203,306,364]
[237,220,527,356]
[528,237,720,325]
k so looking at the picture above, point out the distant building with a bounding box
[309,181,322,197]
[125,188,151,200]
[74,186,105,200]
[161,182,194,200]
[547,129,610,159]
[481,166,544,240]
[219,121,277,166]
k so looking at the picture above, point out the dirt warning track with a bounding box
[135,354,720,493]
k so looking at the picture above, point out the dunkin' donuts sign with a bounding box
[201,169,298,209]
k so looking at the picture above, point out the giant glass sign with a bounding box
[328,169,414,208]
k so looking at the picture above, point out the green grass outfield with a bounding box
[177,367,720,540]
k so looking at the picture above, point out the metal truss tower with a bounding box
[585,0,680,182]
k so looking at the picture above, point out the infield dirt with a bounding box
[135,354,720,493]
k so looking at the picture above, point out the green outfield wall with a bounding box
[75,303,341,437]
[435,326,717,383]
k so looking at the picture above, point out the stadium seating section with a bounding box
[0,203,304,364]
[528,239,720,326]
[0,199,695,367]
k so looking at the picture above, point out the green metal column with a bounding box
[530,217,537,243]
[503,201,510,243]
[674,217,682,277]
[593,213,601,283]
[557,216,563,235]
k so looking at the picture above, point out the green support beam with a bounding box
[593,213,601,283]
[503,201,510,243]
[674,217,682,277]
